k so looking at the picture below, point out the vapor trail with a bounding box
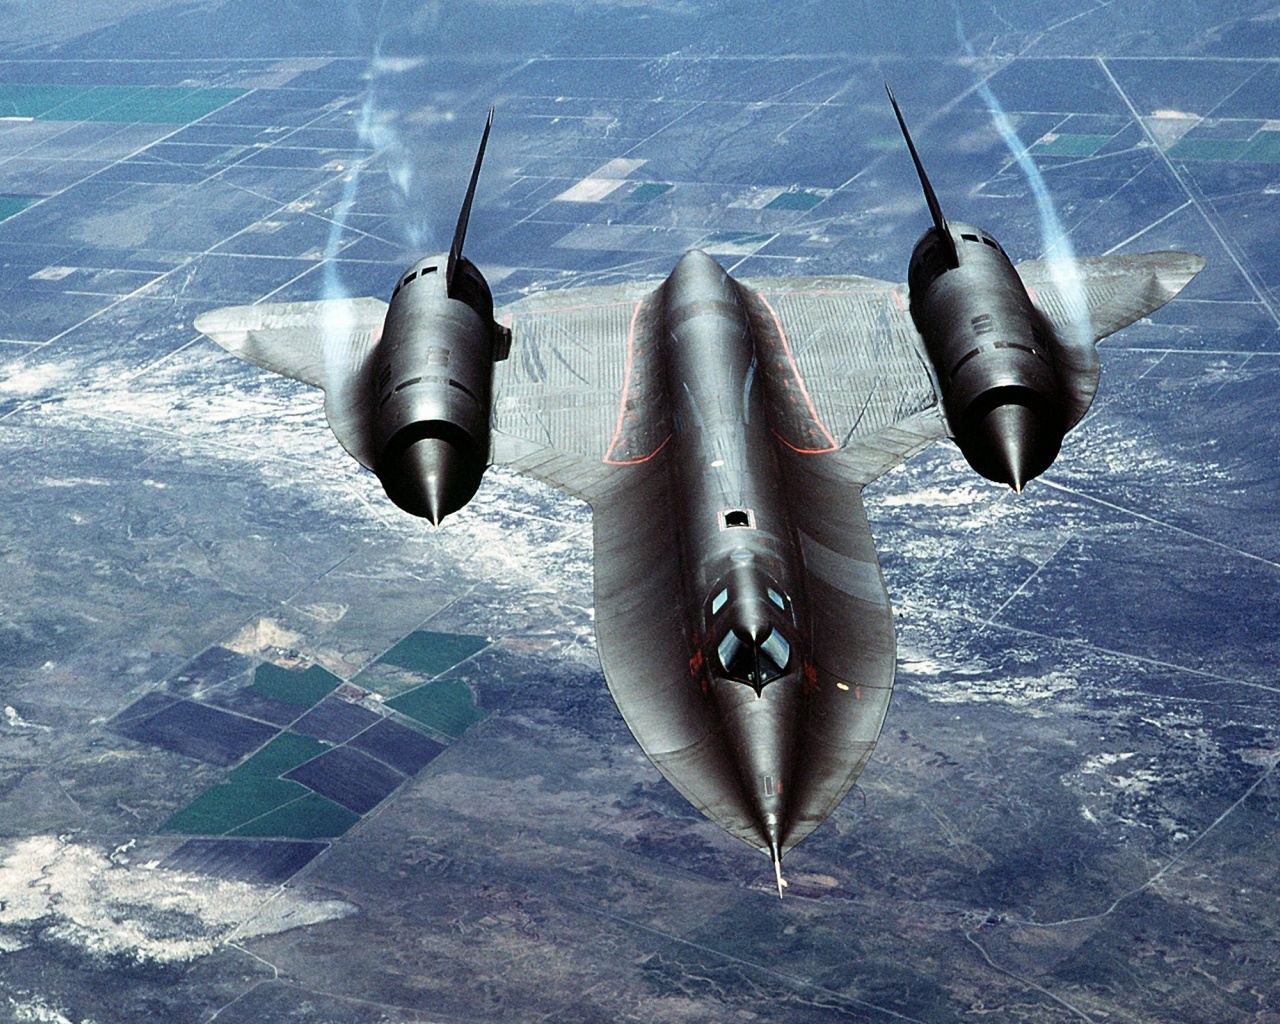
[319,38,422,381]
[953,6,1092,348]
[317,89,373,383]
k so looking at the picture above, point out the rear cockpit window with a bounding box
[394,266,439,297]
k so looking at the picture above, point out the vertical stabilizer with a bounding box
[886,84,958,269]
[446,107,494,295]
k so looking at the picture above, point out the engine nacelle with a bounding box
[909,222,1065,491]
[372,254,510,523]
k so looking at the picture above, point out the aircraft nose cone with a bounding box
[674,248,722,273]
[380,435,479,523]
[669,249,732,301]
[973,402,1060,493]
[705,676,800,867]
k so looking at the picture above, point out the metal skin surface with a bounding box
[909,221,1065,491]
[373,254,503,523]
[194,110,1206,893]
[576,250,905,887]
[659,251,808,869]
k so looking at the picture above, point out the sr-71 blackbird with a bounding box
[196,95,1203,896]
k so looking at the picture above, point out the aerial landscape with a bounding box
[1,2,1279,1022]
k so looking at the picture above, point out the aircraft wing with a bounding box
[493,249,1193,503]
[737,273,947,483]
[489,279,665,501]
[193,269,957,498]
[194,297,387,469]
[491,272,949,502]
[1016,251,1207,428]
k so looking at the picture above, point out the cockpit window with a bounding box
[760,630,791,674]
[717,632,752,679]
[767,588,786,611]
[715,627,792,689]
[711,588,728,615]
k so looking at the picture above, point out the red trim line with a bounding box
[603,299,646,464]
[758,292,837,451]
[772,428,837,455]
[604,431,671,466]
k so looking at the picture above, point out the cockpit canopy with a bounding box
[703,567,798,693]
[715,626,792,693]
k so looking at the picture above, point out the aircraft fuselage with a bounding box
[655,250,813,864]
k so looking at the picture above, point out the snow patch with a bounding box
[903,668,1079,710]
[879,484,991,508]
[7,994,87,1024]
[37,476,112,489]
[0,836,353,965]
[4,706,45,730]
[0,360,72,396]
[1081,751,1137,773]
[898,656,948,677]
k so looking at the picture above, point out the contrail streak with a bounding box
[320,32,423,380]
[953,6,1093,348]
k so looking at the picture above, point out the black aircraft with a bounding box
[196,97,1203,896]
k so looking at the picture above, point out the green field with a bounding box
[1167,137,1250,161]
[1240,131,1280,162]
[626,181,672,203]
[162,776,309,835]
[765,189,825,211]
[699,230,772,250]
[164,749,359,840]
[228,793,359,840]
[162,638,483,840]
[0,197,35,223]
[229,731,327,781]
[387,678,485,738]
[249,663,340,708]
[376,630,489,677]
[0,83,245,124]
